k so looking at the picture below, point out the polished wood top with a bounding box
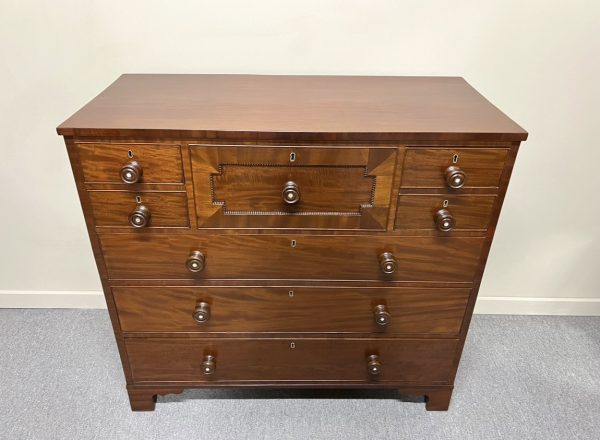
[57,74,527,141]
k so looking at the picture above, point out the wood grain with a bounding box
[88,191,189,228]
[57,74,527,412]
[395,195,496,232]
[400,148,508,189]
[113,286,470,335]
[191,145,396,230]
[77,143,183,184]
[99,234,485,282]
[125,337,459,383]
[57,75,527,142]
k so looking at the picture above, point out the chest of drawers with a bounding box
[57,74,527,411]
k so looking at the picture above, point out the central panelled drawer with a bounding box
[190,145,397,230]
[100,234,485,281]
[113,286,470,335]
[125,337,459,383]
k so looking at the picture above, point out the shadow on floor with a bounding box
[160,388,424,403]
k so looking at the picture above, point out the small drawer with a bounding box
[190,145,397,230]
[395,195,496,232]
[125,337,459,383]
[89,191,189,228]
[113,286,470,335]
[100,234,484,282]
[77,143,183,184]
[401,148,508,189]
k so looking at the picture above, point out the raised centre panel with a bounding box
[189,145,397,230]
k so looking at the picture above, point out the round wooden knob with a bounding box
[367,354,382,375]
[120,161,143,184]
[435,208,455,232]
[128,204,150,228]
[378,252,397,274]
[186,251,205,273]
[202,355,216,375]
[374,305,391,326]
[193,302,211,323]
[445,165,466,189]
[282,181,300,204]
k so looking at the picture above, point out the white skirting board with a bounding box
[0,291,107,309]
[0,290,599,315]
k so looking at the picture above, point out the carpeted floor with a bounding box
[0,310,598,440]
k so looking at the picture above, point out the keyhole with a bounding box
[135,195,142,204]
[290,152,296,162]
[128,150,134,158]
[443,199,449,207]
[452,154,459,163]
[290,342,296,349]
[288,290,294,297]
[291,240,297,248]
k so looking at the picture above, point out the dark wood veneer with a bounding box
[401,148,508,189]
[58,74,526,412]
[88,190,189,228]
[191,145,396,230]
[125,337,459,383]
[395,194,497,232]
[77,143,184,184]
[99,234,485,282]
[113,286,470,335]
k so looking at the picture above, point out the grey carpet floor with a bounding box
[0,311,599,440]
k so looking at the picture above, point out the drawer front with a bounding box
[77,143,183,184]
[113,286,470,335]
[89,191,189,228]
[401,148,508,189]
[190,145,397,230]
[395,195,496,232]
[126,337,459,383]
[100,234,484,282]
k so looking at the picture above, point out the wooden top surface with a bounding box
[57,74,527,141]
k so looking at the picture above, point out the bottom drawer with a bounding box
[126,338,459,384]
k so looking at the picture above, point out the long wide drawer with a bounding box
[125,337,459,383]
[113,286,470,335]
[100,234,485,282]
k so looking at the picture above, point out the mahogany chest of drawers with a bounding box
[57,74,527,411]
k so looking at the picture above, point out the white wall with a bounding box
[1,0,599,313]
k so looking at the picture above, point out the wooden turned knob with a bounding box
[374,305,391,326]
[128,204,150,228]
[282,181,300,204]
[193,302,211,323]
[378,252,397,274]
[367,354,382,375]
[435,208,455,232]
[202,355,216,375]
[186,251,205,273]
[120,161,143,184]
[445,165,466,189]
